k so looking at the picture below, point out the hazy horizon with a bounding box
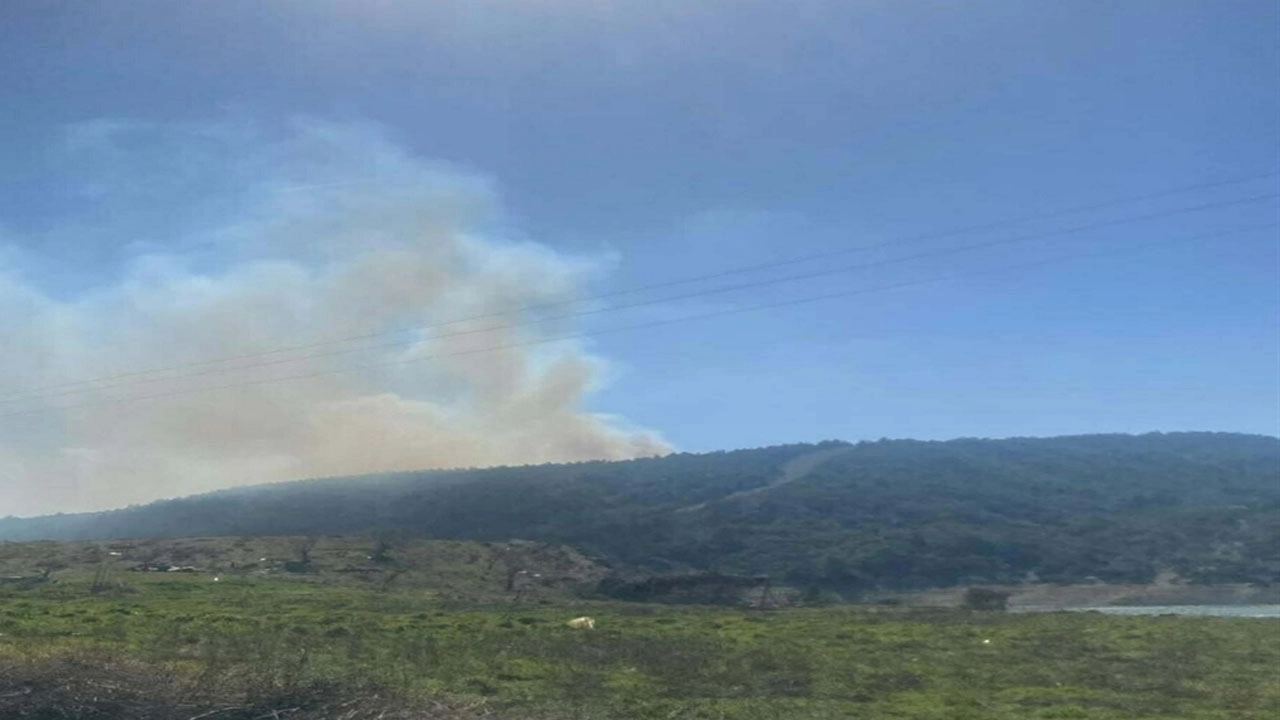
[3,429,1275,520]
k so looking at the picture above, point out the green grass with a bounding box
[2,573,1278,719]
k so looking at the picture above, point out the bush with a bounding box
[962,587,1010,611]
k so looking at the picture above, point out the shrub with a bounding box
[962,587,1010,611]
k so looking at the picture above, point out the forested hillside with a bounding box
[3,433,1277,593]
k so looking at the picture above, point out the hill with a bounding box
[2,432,1277,594]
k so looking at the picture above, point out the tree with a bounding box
[34,557,68,580]
[370,534,394,564]
[283,536,319,573]
[295,536,317,565]
[962,587,1009,611]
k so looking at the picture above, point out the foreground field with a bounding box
[1,573,1278,719]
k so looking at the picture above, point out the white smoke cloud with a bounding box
[0,120,669,517]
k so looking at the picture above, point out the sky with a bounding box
[0,1,1277,516]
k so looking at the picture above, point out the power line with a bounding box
[2,191,1275,407]
[1,222,1271,422]
[2,174,1275,402]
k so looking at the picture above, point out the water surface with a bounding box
[1063,605,1280,618]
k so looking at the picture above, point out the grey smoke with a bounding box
[0,120,669,517]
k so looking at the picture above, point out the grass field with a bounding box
[2,566,1278,719]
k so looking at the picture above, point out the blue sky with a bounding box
[1,0,1277,496]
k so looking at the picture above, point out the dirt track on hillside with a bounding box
[675,445,856,513]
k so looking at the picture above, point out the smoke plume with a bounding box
[0,120,669,517]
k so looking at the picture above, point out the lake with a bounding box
[1062,605,1280,618]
